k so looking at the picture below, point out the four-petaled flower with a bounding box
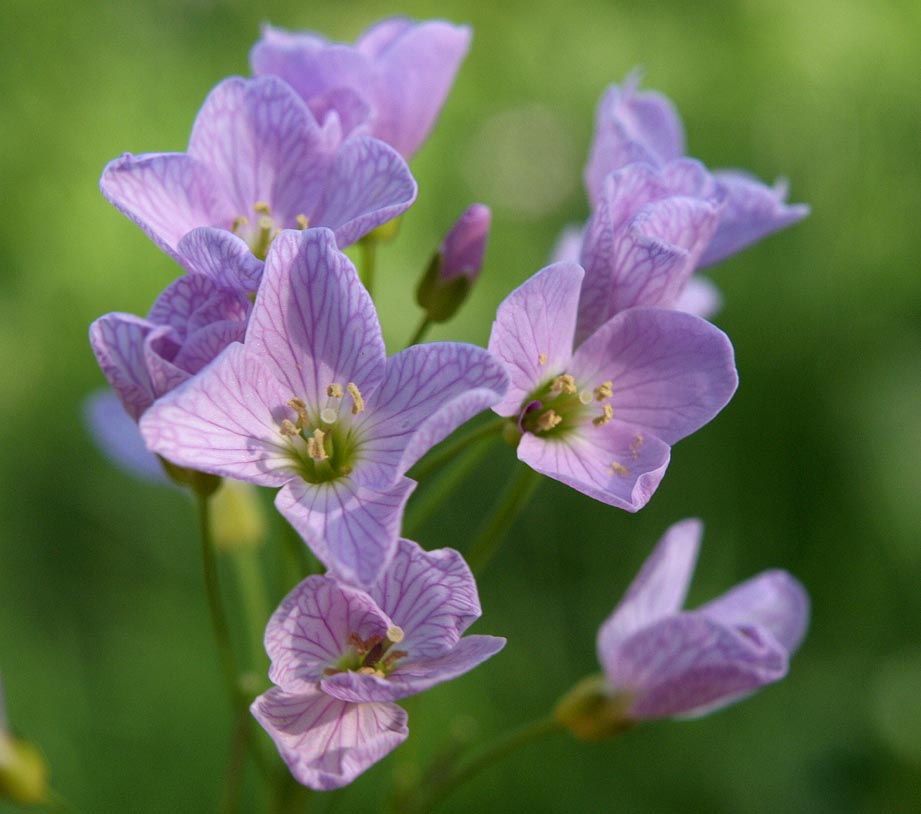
[251,538,505,790]
[489,262,737,511]
[141,227,509,586]
[101,76,417,292]
[251,17,471,159]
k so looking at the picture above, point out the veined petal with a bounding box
[597,519,702,662]
[177,228,266,293]
[488,262,584,416]
[369,540,481,656]
[518,421,670,511]
[139,343,296,487]
[144,326,189,397]
[173,320,247,375]
[312,136,417,248]
[83,390,167,483]
[549,224,584,265]
[674,276,723,319]
[99,152,224,258]
[605,613,788,720]
[701,171,810,267]
[147,273,250,335]
[570,308,738,446]
[277,477,416,588]
[89,313,158,421]
[247,228,386,404]
[321,635,505,703]
[356,342,509,481]
[698,570,810,654]
[251,687,407,791]
[187,76,334,224]
[266,575,392,692]
[355,17,414,57]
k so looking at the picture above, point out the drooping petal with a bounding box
[517,421,671,511]
[356,342,509,482]
[177,228,266,293]
[247,228,387,405]
[488,262,584,416]
[369,540,482,656]
[147,273,250,335]
[265,575,392,692]
[83,390,167,483]
[277,477,416,587]
[570,307,738,446]
[311,136,417,248]
[700,172,810,267]
[604,613,788,720]
[187,76,334,225]
[321,635,506,704]
[597,519,702,662]
[89,313,158,421]
[673,275,723,319]
[698,570,811,654]
[251,687,407,791]
[139,343,296,487]
[99,152,224,258]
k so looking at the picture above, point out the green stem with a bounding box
[360,238,377,297]
[408,418,505,484]
[466,466,541,574]
[272,769,313,814]
[406,314,432,347]
[220,707,250,814]
[231,547,271,672]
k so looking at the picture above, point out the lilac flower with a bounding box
[250,18,471,159]
[489,262,737,511]
[584,72,809,268]
[100,75,417,291]
[251,538,504,790]
[84,391,168,484]
[589,519,809,724]
[141,228,508,585]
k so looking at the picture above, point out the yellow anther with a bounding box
[386,625,405,644]
[610,461,630,476]
[254,201,271,215]
[550,374,577,396]
[327,383,344,398]
[358,666,386,677]
[538,353,548,365]
[535,410,562,432]
[231,215,249,234]
[287,397,309,428]
[296,213,309,230]
[280,419,299,437]
[347,382,365,415]
[307,429,328,461]
[630,434,644,460]
[594,381,613,401]
[593,404,614,426]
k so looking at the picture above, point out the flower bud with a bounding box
[0,734,49,805]
[416,204,491,323]
[553,673,634,742]
[211,480,267,552]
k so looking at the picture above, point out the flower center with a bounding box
[518,374,615,437]
[278,382,365,483]
[324,625,408,679]
[231,202,309,260]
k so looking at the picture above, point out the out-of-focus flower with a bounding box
[556,519,809,738]
[250,18,471,159]
[0,676,49,805]
[141,228,508,586]
[489,262,736,511]
[100,76,417,291]
[84,390,168,483]
[416,204,490,324]
[251,538,504,789]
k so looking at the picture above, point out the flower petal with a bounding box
[266,575,392,692]
[251,687,407,791]
[89,313,158,420]
[246,228,386,407]
[697,569,810,654]
[277,477,416,588]
[605,613,788,720]
[147,272,250,335]
[173,320,247,375]
[356,342,509,482]
[312,136,417,248]
[597,519,702,662]
[177,228,266,293]
[673,275,723,319]
[488,262,584,416]
[83,390,167,483]
[570,307,738,446]
[139,343,296,487]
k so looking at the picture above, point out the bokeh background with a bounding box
[2,0,920,811]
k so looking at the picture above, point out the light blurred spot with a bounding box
[462,104,577,219]
[871,649,921,766]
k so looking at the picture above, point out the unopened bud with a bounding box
[0,733,49,805]
[210,480,267,552]
[554,673,634,742]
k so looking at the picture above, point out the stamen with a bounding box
[550,374,576,396]
[327,383,344,398]
[280,419,299,437]
[594,381,613,401]
[231,215,249,234]
[578,389,593,405]
[287,397,309,429]
[535,410,562,432]
[380,649,408,671]
[593,404,614,426]
[346,382,365,415]
[347,633,367,653]
[296,213,309,230]
[610,461,629,476]
[358,666,386,677]
[253,201,271,215]
[320,408,338,424]
[307,429,328,461]
[538,352,548,365]
[323,667,340,676]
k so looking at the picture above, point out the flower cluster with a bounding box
[87,14,810,798]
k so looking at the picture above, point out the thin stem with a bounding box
[408,418,505,485]
[360,238,377,297]
[231,548,271,672]
[272,769,313,814]
[466,465,541,574]
[220,707,250,814]
[406,314,432,347]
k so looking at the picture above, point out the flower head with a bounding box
[251,539,505,789]
[489,262,737,511]
[141,228,508,585]
[250,18,471,159]
[100,76,417,291]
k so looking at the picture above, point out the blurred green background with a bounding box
[2,0,920,811]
